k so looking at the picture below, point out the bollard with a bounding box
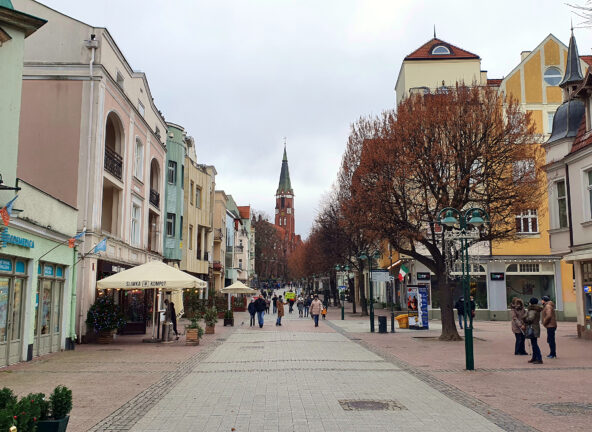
[378,316,387,333]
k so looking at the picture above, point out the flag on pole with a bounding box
[68,230,86,248]
[398,264,409,281]
[93,238,107,253]
[0,196,18,226]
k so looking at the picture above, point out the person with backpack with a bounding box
[523,297,543,364]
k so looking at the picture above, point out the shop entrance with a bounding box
[0,276,25,367]
[34,263,65,357]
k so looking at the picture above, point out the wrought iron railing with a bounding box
[104,146,123,180]
[149,189,159,208]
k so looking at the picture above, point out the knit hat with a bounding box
[529,297,538,305]
[541,295,550,302]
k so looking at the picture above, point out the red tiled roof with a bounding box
[405,37,480,61]
[581,55,592,67]
[570,119,591,154]
[487,78,503,87]
[237,205,251,219]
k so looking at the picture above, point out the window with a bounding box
[189,225,193,250]
[180,216,183,240]
[287,208,292,214]
[190,181,194,205]
[519,263,540,273]
[284,217,287,226]
[516,210,538,233]
[548,111,555,133]
[544,67,562,86]
[239,259,243,269]
[166,213,175,237]
[281,197,285,208]
[168,161,177,185]
[556,180,568,228]
[181,165,184,189]
[431,45,451,55]
[196,187,201,209]
[116,71,124,89]
[134,139,144,180]
[131,203,141,246]
[138,101,145,117]
[587,170,592,219]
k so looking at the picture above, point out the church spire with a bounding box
[276,142,293,195]
[559,28,583,89]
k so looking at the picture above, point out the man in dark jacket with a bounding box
[254,295,267,328]
[164,299,179,340]
[455,297,465,329]
[523,297,544,364]
[541,296,557,358]
[248,298,256,327]
[272,293,278,314]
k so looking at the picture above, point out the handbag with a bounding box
[524,325,535,339]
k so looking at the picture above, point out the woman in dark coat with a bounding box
[510,297,528,355]
[523,297,543,364]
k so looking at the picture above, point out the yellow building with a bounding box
[496,34,589,319]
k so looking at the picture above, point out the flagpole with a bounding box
[37,238,70,261]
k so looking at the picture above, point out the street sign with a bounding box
[444,230,480,240]
[371,270,391,282]
[338,285,347,291]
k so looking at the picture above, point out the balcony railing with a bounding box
[235,245,244,253]
[213,261,222,271]
[149,189,160,208]
[104,146,123,180]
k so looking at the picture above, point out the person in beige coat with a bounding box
[310,295,323,327]
[275,296,285,326]
[541,296,557,359]
[510,297,528,356]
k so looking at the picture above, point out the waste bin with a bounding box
[378,316,387,333]
[395,314,409,329]
[161,322,173,342]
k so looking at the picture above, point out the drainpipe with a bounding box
[69,246,78,348]
[80,34,99,341]
[566,163,574,248]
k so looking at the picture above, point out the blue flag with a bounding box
[94,238,107,253]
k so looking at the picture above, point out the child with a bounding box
[321,306,327,320]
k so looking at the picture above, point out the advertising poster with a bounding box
[418,285,429,329]
[407,286,418,327]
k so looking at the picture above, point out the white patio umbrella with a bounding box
[96,260,206,339]
[220,281,258,309]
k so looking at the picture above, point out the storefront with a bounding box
[0,256,27,367]
[34,262,66,357]
[505,262,556,306]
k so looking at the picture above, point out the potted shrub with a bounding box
[37,385,72,432]
[204,307,218,334]
[0,387,17,432]
[223,309,234,326]
[85,295,126,343]
[185,318,204,346]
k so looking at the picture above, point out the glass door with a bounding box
[35,279,53,356]
[0,277,24,366]
[0,277,9,366]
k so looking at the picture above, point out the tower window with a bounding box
[544,67,562,86]
[281,197,285,208]
[431,45,451,55]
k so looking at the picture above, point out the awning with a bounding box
[220,281,257,294]
[96,260,206,290]
[561,251,592,262]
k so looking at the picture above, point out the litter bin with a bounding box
[378,316,387,333]
[161,322,173,342]
[395,314,409,329]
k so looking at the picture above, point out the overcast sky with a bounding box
[38,0,592,238]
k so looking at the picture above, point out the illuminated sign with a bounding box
[584,285,592,294]
[490,272,505,281]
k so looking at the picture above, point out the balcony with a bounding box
[214,228,223,242]
[235,245,244,253]
[213,261,222,271]
[104,146,123,180]
[149,189,160,208]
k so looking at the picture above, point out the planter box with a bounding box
[37,415,70,432]
[223,318,234,327]
[217,311,226,319]
[205,325,215,334]
[185,328,200,346]
[97,330,114,344]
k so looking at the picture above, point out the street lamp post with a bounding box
[335,264,350,320]
[359,251,381,333]
[438,207,489,371]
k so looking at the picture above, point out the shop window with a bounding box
[15,261,25,274]
[556,180,568,228]
[519,263,540,273]
[516,210,538,234]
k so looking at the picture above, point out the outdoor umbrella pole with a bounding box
[151,288,157,339]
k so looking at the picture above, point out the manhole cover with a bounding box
[536,403,592,416]
[339,399,406,411]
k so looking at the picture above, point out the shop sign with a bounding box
[584,285,592,294]
[0,229,34,249]
[491,272,505,281]
[416,272,431,281]
[0,258,12,272]
[371,270,391,282]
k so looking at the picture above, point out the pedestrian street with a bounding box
[130,315,504,432]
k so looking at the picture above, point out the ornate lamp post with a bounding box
[359,251,381,333]
[437,207,489,371]
[335,264,350,320]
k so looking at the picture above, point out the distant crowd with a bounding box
[247,289,327,328]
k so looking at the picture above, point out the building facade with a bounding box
[212,191,228,293]
[15,0,167,339]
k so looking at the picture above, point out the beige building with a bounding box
[15,0,167,339]
[180,135,216,285]
[212,191,228,293]
[395,36,488,104]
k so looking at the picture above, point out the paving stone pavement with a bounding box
[128,315,507,432]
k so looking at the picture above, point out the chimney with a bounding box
[521,51,531,61]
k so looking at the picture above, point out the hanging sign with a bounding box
[416,272,431,281]
[490,272,505,281]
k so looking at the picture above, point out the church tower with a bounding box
[275,145,295,238]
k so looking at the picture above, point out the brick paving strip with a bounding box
[324,320,539,432]
[88,334,233,432]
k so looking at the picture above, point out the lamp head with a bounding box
[359,252,368,260]
[344,265,350,271]
[468,210,486,227]
[440,209,458,227]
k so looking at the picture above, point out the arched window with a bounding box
[134,138,144,180]
[544,67,562,86]
[431,45,451,55]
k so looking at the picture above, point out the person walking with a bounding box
[455,297,465,329]
[248,298,256,327]
[265,297,271,314]
[304,295,311,317]
[510,297,528,355]
[276,295,285,326]
[523,297,543,364]
[310,295,323,327]
[164,299,179,340]
[297,296,304,318]
[541,295,557,359]
[272,293,278,314]
[254,295,267,328]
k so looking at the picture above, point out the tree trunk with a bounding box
[359,261,368,316]
[350,276,356,314]
[437,271,461,341]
